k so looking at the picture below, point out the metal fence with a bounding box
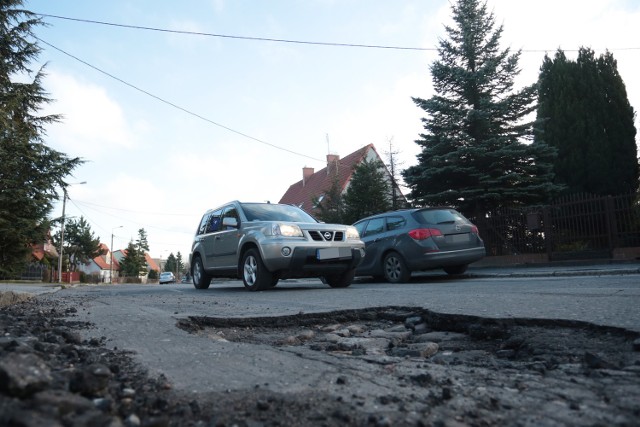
[474,193,640,261]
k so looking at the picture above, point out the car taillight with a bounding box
[408,228,443,240]
[471,225,479,234]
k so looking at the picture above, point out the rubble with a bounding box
[1,296,639,426]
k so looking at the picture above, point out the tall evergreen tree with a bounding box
[403,0,560,218]
[164,252,177,273]
[312,174,345,224]
[175,251,183,275]
[343,158,391,224]
[0,0,83,278]
[53,216,104,272]
[134,228,149,276]
[118,241,142,279]
[537,47,638,195]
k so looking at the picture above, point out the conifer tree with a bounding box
[0,0,82,277]
[403,0,560,218]
[537,48,638,195]
[343,158,391,224]
[313,174,345,224]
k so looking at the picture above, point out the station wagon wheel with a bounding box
[324,269,356,288]
[241,248,273,291]
[192,256,212,289]
[383,251,411,283]
[444,264,468,275]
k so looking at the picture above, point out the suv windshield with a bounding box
[241,203,318,223]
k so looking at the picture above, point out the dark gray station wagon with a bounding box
[353,207,485,283]
[190,201,365,291]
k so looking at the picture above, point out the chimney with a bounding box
[302,167,314,186]
[326,154,340,175]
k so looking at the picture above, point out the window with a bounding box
[206,209,223,233]
[386,216,406,231]
[221,206,239,229]
[363,218,385,237]
[197,213,211,235]
[353,221,367,237]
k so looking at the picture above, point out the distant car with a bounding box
[353,207,485,283]
[159,272,175,284]
[189,201,365,291]
[180,275,190,284]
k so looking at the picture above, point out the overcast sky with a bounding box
[27,0,640,261]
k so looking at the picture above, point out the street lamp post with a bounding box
[110,226,123,284]
[57,182,86,284]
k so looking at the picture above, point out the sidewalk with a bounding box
[468,259,640,278]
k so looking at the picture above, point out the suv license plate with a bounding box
[317,247,351,260]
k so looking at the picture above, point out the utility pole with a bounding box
[57,182,86,284]
[57,189,67,284]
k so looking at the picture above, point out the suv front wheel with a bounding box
[241,248,274,292]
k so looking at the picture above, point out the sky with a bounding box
[26,0,640,262]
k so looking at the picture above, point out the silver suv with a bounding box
[190,201,365,291]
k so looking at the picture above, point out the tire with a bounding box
[241,248,274,291]
[269,276,280,288]
[324,269,355,288]
[444,264,468,275]
[383,252,411,283]
[192,256,212,289]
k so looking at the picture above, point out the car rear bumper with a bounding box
[406,246,486,270]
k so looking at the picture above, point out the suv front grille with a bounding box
[309,230,344,241]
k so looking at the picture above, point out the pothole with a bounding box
[176,307,640,426]
[178,306,640,371]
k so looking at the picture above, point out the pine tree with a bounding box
[0,0,83,278]
[164,253,176,273]
[54,216,104,271]
[134,228,149,276]
[312,174,345,224]
[118,241,141,279]
[403,0,561,218]
[537,48,638,195]
[343,158,391,224]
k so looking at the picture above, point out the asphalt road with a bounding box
[2,263,638,395]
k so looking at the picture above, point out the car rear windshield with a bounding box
[241,203,318,223]
[413,208,468,225]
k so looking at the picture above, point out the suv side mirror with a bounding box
[222,217,238,229]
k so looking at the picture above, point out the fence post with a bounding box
[605,196,617,255]
[543,206,553,261]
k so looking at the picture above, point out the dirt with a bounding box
[1,292,639,426]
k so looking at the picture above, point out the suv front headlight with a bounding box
[346,226,360,240]
[271,223,303,237]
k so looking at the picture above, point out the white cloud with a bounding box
[42,71,138,159]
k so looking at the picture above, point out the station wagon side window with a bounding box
[206,209,223,233]
[363,217,385,237]
[386,216,406,231]
[353,221,367,237]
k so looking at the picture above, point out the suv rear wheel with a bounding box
[383,251,411,283]
[241,248,273,292]
[192,256,212,289]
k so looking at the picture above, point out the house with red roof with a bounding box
[77,243,120,283]
[279,144,407,217]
